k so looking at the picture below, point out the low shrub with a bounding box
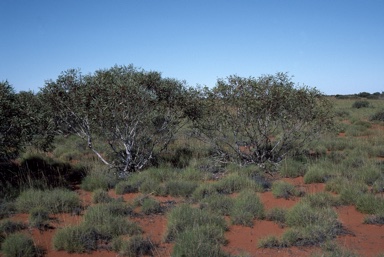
[92,189,113,204]
[141,197,162,215]
[172,224,228,257]
[352,100,370,109]
[29,207,50,229]
[164,204,227,242]
[231,189,264,227]
[280,158,308,178]
[80,171,118,192]
[53,225,99,253]
[302,192,341,208]
[165,180,198,197]
[115,180,139,194]
[191,183,218,202]
[1,233,40,257]
[265,207,287,225]
[215,173,259,194]
[271,181,300,199]
[304,165,333,184]
[355,193,384,214]
[15,188,80,214]
[0,220,26,239]
[83,204,141,239]
[258,235,280,248]
[200,194,234,216]
[363,213,384,225]
[370,110,384,122]
[118,235,153,257]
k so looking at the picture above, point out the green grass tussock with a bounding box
[231,189,264,227]
[1,233,41,257]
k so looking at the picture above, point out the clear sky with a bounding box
[1,0,383,95]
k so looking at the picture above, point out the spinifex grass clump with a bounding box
[165,180,198,197]
[137,197,162,215]
[259,201,343,248]
[301,192,341,208]
[0,220,26,243]
[1,233,41,257]
[53,202,139,253]
[215,173,263,194]
[230,189,264,227]
[271,181,301,199]
[172,224,228,257]
[29,207,50,229]
[164,204,227,242]
[113,235,153,257]
[265,207,287,225]
[199,194,234,216]
[80,170,119,192]
[92,189,113,204]
[15,188,80,214]
[279,158,308,178]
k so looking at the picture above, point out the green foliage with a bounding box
[199,194,234,216]
[231,189,264,227]
[194,73,334,166]
[1,233,40,257]
[355,193,384,214]
[41,65,195,172]
[83,203,140,239]
[191,183,219,202]
[258,235,280,248]
[271,181,300,199]
[115,180,139,194]
[117,235,153,257]
[81,170,118,191]
[53,225,99,253]
[280,158,308,178]
[0,220,26,240]
[363,213,384,225]
[164,204,227,242]
[371,110,384,121]
[265,207,287,225]
[28,207,50,229]
[141,197,162,215]
[165,180,198,197]
[312,241,359,257]
[304,164,333,184]
[282,202,342,246]
[339,182,368,205]
[172,225,228,257]
[15,188,80,213]
[92,189,113,204]
[352,100,370,108]
[215,173,262,194]
[302,192,341,208]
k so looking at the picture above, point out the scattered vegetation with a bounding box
[271,181,301,199]
[1,233,41,257]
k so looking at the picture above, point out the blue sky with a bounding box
[1,1,383,95]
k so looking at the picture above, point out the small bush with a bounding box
[215,173,259,194]
[304,166,333,184]
[200,194,234,216]
[165,180,198,197]
[83,204,141,239]
[258,235,280,248]
[280,158,307,178]
[355,193,384,214]
[1,233,39,257]
[81,171,118,192]
[118,235,153,257]
[363,213,384,225]
[302,192,341,208]
[370,110,384,122]
[0,220,26,238]
[115,180,139,194]
[191,183,219,202]
[352,100,370,109]
[29,207,50,229]
[339,182,368,205]
[231,189,264,227]
[92,189,113,204]
[271,181,300,199]
[53,225,99,253]
[312,241,359,257]
[265,207,287,225]
[164,204,227,242]
[141,197,162,215]
[172,225,227,257]
[15,188,80,214]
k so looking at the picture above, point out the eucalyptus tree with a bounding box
[193,73,334,168]
[41,65,193,172]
